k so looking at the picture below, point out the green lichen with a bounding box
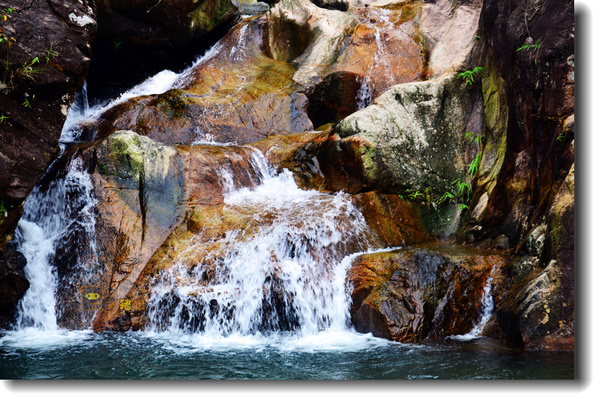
[106,132,145,181]
[358,142,382,185]
[189,0,233,33]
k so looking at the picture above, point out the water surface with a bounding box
[0,330,574,380]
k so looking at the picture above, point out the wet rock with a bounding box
[496,165,574,351]
[86,131,265,330]
[348,243,508,342]
[351,191,429,247]
[0,242,28,327]
[0,0,96,249]
[290,0,427,125]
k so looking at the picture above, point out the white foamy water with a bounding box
[143,329,393,354]
[355,9,398,110]
[61,70,179,142]
[0,328,93,350]
[146,150,378,338]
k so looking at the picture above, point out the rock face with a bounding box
[0,242,28,328]
[495,164,574,350]
[0,0,96,321]
[348,243,508,342]
[462,0,574,245]
[454,0,575,350]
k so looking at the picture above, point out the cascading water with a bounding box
[147,150,376,338]
[12,156,98,331]
[355,10,396,109]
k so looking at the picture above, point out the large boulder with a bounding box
[92,16,314,145]
[320,76,482,198]
[348,243,508,342]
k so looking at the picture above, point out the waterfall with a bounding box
[147,150,374,337]
[450,267,496,341]
[13,156,98,331]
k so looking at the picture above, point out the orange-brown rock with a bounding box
[348,243,508,342]
[88,0,484,144]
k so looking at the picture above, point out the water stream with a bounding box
[355,9,396,109]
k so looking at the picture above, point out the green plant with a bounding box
[44,43,59,63]
[468,153,482,177]
[409,191,424,200]
[18,57,43,81]
[113,37,123,51]
[22,95,29,107]
[438,191,455,204]
[0,113,9,123]
[453,179,470,199]
[516,39,542,64]
[2,52,10,71]
[465,131,486,145]
[457,67,483,86]
[516,39,541,52]
[460,204,469,211]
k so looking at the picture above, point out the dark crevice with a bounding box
[138,166,147,244]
